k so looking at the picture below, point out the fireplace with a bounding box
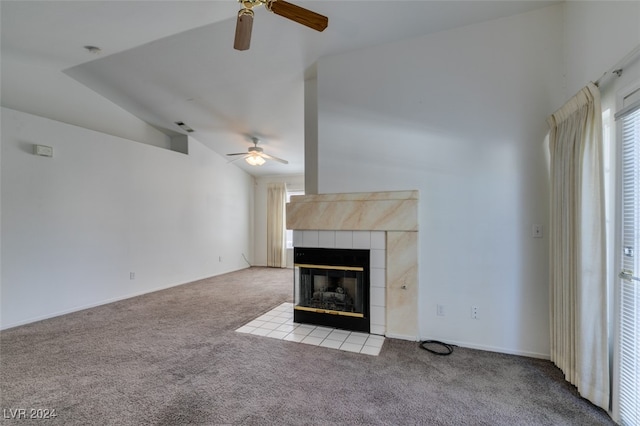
[287,190,419,340]
[294,247,370,333]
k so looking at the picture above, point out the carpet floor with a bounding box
[0,267,613,425]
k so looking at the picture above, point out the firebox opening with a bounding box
[294,248,370,333]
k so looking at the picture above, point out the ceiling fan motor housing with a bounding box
[240,0,262,9]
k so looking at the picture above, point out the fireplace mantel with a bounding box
[286,190,418,231]
[286,191,418,341]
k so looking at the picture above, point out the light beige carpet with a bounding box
[1,267,613,425]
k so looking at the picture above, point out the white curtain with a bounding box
[547,82,609,410]
[267,182,287,268]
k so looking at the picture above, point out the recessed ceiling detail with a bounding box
[2,1,559,177]
[175,121,194,133]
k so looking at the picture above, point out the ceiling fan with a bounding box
[227,137,289,166]
[234,0,328,51]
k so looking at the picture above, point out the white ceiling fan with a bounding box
[226,137,289,166]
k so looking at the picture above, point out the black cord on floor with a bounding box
[419,340,455,356]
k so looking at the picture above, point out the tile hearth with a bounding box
[236,302,385,356]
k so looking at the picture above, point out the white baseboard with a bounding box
[0,267,250,331]
[385,332,419,341]
[418,337,550,360]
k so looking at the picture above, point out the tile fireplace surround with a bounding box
[286,190,418,341]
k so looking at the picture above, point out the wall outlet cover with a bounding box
[532,224,543,238]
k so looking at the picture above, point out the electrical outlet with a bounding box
[471,306,479,320]
[532,224,543,238]
[219,256,222,262]
[130,272,135,280]
[437,304,445,317]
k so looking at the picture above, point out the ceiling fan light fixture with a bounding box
[245,155,265,166]
[227,136,287,165]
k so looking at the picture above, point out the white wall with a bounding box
[1,51,173,150]
[315,5,566,357]
[562,1,640,100]
[1,108,254,329]
[253,174,304,267]
[304,78,319,195]
[562,0,640,170]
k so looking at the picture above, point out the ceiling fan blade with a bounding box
[226,153,248,156]
[260,152,289,164]
[265,0,328,32]
[234,9,254,51]
[227,154,249,164]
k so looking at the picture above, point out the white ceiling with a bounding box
[1,0,558,176]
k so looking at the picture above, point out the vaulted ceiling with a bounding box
[1,1,558,176]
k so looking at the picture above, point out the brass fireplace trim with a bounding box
[294,306,364,318]
[294,263,364,272]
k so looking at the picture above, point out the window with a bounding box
[286,190,304,249]
[613,85,639,426]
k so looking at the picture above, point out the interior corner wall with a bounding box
[561,1,640,100]
[561,0,640,183]
[316,5,566,357]
[304,78,319,195]
[253,174,304,267]
[0,107,255,329]
[1,51,173,150]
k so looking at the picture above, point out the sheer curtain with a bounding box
[547,82,609,410]
[267,182,287,268]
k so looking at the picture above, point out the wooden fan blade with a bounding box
[234,10,254,51]
[260,152,289,164]
[226,153,248,156]
[265,0,328,32]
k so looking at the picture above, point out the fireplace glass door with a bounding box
[295,265,364,317]
[293,248,369,332]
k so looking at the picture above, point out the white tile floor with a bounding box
[235,302,385,356]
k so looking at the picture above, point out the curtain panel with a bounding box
[267,182,287,268]
[547,82,609,410]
